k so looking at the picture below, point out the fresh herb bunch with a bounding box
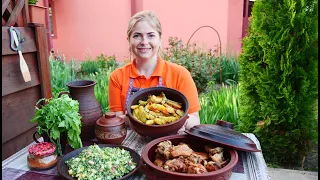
[30,94,83,155]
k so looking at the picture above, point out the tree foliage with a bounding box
[239,0,318,165]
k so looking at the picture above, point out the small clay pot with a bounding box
[95,112,127,144]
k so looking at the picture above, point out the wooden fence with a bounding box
[2,0,52,160]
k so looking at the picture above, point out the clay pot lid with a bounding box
[96,112,124,127]
[185,120,261,152]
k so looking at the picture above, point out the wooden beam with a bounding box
[5,0,25,26]
[29,23,53,99]
[21,0,29,26]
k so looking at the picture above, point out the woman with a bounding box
[108,10,200,133]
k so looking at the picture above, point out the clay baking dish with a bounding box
[139,134,238,180]
[126,87,189,138]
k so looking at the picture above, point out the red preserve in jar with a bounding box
[27,142,58,170]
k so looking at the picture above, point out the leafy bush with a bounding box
[162,37,218,93]
[238,0,318,166]
[162,37,240,93]
[80,54,118,75]
[199,82,240,130]
[213,55,240,85]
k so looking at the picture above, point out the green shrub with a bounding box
[199,82,240,130]
[213,55,240,85]
[238,0,318,166]
[80,54,119,75]
[162,37,218,93]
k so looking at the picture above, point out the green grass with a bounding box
[199,82,240,131]
[49,58,77,97]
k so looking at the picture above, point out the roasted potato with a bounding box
[131,92,185,125]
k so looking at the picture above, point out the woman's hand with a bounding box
[177,112,200,134]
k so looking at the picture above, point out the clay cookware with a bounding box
[126,87,189,138]
[140,134,238,180]
[95,112,127,144]
[139,120,261,180]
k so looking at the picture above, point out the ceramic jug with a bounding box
[59,80,103,140]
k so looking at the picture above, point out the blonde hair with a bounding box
[127,10,162,38]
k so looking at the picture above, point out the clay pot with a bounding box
[126,87,189,138]
[59,80,103,140]
[95,112,127,144]
[140,134,238,180]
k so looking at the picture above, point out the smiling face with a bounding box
[128,20,161,61]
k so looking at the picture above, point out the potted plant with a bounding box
[28,0,47,26]
[30,94,83,156]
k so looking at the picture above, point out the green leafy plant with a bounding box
[28,0,38,5]
[213,54,240,85]
[49,57,77,98]
[80,54,119,76]
[199,82,240,130]
[162,37,219,93]
[30,94,83,155]
[238,0,318,166]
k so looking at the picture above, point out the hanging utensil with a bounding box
[9,26,31,82]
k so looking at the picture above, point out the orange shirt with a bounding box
[108,57,201,114]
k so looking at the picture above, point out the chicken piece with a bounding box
[163,157,187,173]
[170,144,194,158]
[154,154,165,168]
[209,152,224,164]
[156,140,173,159]
[205,161,218,172]
[187,163,208,174]
[187,152,209,164]
[193,152,209,160]
[204,146,223,155]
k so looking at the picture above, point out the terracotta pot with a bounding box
[126,87,189,138]
[59,80,103,140]
[95,112,127,144]
[28,4,47,26]
[140,134,238,180]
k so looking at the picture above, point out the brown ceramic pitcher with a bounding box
[59,80,103,140]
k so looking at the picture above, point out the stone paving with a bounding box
[268,168,318,180]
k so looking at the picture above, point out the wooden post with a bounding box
[28,23,52,100]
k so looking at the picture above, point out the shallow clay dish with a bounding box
[57,144,140,180]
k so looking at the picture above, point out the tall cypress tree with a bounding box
[239,0,318,165]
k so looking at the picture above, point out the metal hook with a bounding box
[9,26,22,51]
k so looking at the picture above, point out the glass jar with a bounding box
[27,142,58,170]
